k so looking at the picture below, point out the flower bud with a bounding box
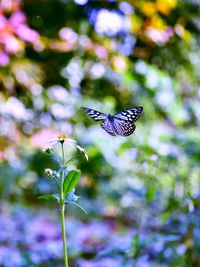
[45,168,53,177]
[44,147,53,154]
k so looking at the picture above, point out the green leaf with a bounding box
[146,184,155,202]
[63,170,81,196]
[160,211,169,223]
[37,194,59,202]
[130,234,140,257]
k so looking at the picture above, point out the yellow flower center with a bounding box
[57,134,68,140]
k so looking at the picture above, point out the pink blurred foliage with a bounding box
[0,51,10,65]
[30,129,60,149]
[0,1,108,66]
[146,26,174,45]
[0,1,41,66]
[16,23,39,42]
[59,27,78,43]
[94,45,107,59]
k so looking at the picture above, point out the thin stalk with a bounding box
[65,153,82,165]
[61,141,65,167]
[52,175,60,191]
[60,200,68,267]
[60,142,68,267]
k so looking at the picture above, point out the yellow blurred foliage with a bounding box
[175,24,191,42]
[138,0,177,17]
[142,2,156,17]
[112,55,128,73]
[156,0,177,15]
[147,15,166,30]
[182,30,191,43]
[130,14,143,34]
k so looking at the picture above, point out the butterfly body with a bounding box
[83,107,143,137]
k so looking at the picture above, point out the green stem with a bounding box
[61,141,65,167]
[60,142,68,267]
[60,201,68,267]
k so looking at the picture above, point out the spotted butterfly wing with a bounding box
[113,119,136,136]
[83,107,107,121]
[112,107,143,136]
[111,107,143,136]
[114,107,143,122]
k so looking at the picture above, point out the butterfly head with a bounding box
[107,114,113,121]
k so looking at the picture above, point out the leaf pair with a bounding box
[38,170,81,202]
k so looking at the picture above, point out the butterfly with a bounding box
[83,106,143,136]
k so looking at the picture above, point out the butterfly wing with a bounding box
[113,118,136,136]
[112,107,143,136]
[114,107,143,123]
[83,107,107,121]
[101,118,116,136]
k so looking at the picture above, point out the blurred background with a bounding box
[0,0,200,266]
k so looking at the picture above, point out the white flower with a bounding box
[47,134,77,148]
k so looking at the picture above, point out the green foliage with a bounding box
[146,183,156,202]
[63,170,81,197]
[38,194,60,202]
[130,234,140,258]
